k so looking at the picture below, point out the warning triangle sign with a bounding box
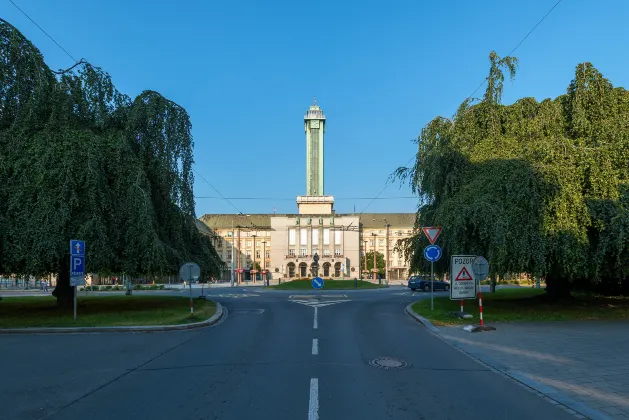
[422,226,442,244]
[455,267,474,281]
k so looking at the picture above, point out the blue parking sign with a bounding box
[70,256,85,277]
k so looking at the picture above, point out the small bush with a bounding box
[159,284,165,290]
[133,284,142,290]
[105,286,112,291]
[149,285,158,290]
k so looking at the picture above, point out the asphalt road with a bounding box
[0,286,576,420]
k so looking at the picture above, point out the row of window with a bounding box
[288,248,341,257]
[288,228,342,246]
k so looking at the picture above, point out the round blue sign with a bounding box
[312,277,324,289]
[424,245,442,262]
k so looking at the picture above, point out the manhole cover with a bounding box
[369,357,409,370]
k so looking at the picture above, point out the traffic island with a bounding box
[0,295,221,332]
[270,279,386,290]
[409,287,629,326]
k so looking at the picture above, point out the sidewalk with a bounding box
[438,321,629,419]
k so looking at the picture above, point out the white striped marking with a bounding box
[313,307,318,329]
[308,378,319,420]
[312,338,318,355]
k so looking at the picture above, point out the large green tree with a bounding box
[396,51,629,298]
[364,251,386,277]
[0,19,224,306]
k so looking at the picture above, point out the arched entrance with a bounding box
[334,262,341,277]
[287,262,296,278]
[299,262,307,277]
[322,262,331,277]
[310,262,318,277]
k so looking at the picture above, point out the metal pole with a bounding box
[189,265,193,315]
[430,261,434,311]
[73,285,77,320]
[373,235,377,282]
[231,220,235,287]
[385,222,389,286]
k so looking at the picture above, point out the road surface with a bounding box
[0,287,576,419]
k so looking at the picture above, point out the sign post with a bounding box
[423,244,442,310]
[422,227,442,311]
[179,262,201,316]
[70,240,86,321]
[471,256,494,331]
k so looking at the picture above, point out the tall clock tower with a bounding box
[304,97,325,196]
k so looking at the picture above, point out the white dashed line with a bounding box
[308,378,319,420]
[313,307,318,329]
[312,338,318,355]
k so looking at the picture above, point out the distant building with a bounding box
[199,99,415,282]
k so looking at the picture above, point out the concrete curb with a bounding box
[404,302,611,420]
[0,302,224,335]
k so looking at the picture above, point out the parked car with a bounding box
[407,275,450,292]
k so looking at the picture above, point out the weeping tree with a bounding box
[395,51,629,298]
[0,19,223,306]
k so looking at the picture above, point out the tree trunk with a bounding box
[52,255,74,309]
[490,272,496,294]
[545,275,572,301]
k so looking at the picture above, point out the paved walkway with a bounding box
[439,321,629,419]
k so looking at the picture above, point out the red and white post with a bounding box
[477,291,484,326]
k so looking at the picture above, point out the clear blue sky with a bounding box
[3,0,628,216]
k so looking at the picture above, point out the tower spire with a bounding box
[313,96,317,106]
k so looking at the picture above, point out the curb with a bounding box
[0,302,224,335]
[404,302,611,420]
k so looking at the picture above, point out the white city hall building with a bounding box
[199,100,415,283]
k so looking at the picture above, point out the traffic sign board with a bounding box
[422,227,442,244]
[472,256,489,281]
[423,245,442,262]
[450,255,476,300]
[312,277,324,289]
[179,262,201,282]
[69,240,85,286]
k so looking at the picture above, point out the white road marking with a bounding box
[313,307,318,329]
[291,300,351,308]
[213,294,260,298]
[308,378,319,420]
[312,338,318,355]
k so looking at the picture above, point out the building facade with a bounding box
[199,100,416,283]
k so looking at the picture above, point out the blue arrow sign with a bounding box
[312,277,324,289]
[424,245,442,262]
[70,239,85,256]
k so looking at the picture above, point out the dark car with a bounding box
[407,275,450,292]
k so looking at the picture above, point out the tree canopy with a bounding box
[396,51,629,296]
[364,251,386,277]
[0,19,223,293]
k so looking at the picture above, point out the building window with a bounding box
[360,251,364,257]
[379,239,384,246]
[288,249,296,257]
[300,228,307,245]
[227,251,232,261]
[323,249,330,256]
[407,230,412,234]
[246,240,252,247]
[246,250,252,257]
[289,228,296,246]
[323,228,330,245]
[334,230,342,245]
[369,240,374,246]
[334,248,341,256]
[256,250,261,259]
[312,248,319,256]
[227,232,233,237]
[397,230,402,236]
[266,251,270,259]
[312,229,319,245]
[300,248,307,256]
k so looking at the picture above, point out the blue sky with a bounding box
[3,0,628,216]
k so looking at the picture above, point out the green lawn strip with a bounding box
[271,279,386,290]
[0,295,216,328]
[411,288,629,326]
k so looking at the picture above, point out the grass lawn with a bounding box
[411,288,629,326]
[271,279,386,290]
[0,295,216,329]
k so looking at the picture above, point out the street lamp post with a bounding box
[262,240,268,286]
[251,234,257,284]
[371,233,378,283]
[363,240,368,280]
[384,218,390,286]
[237,227,242,285]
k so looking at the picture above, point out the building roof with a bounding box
[198,212,416,230]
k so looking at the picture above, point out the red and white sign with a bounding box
[455,267,473,281]
[450,255,476,300]
[422,226,442,244]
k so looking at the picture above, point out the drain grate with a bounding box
[369,357,409,370]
